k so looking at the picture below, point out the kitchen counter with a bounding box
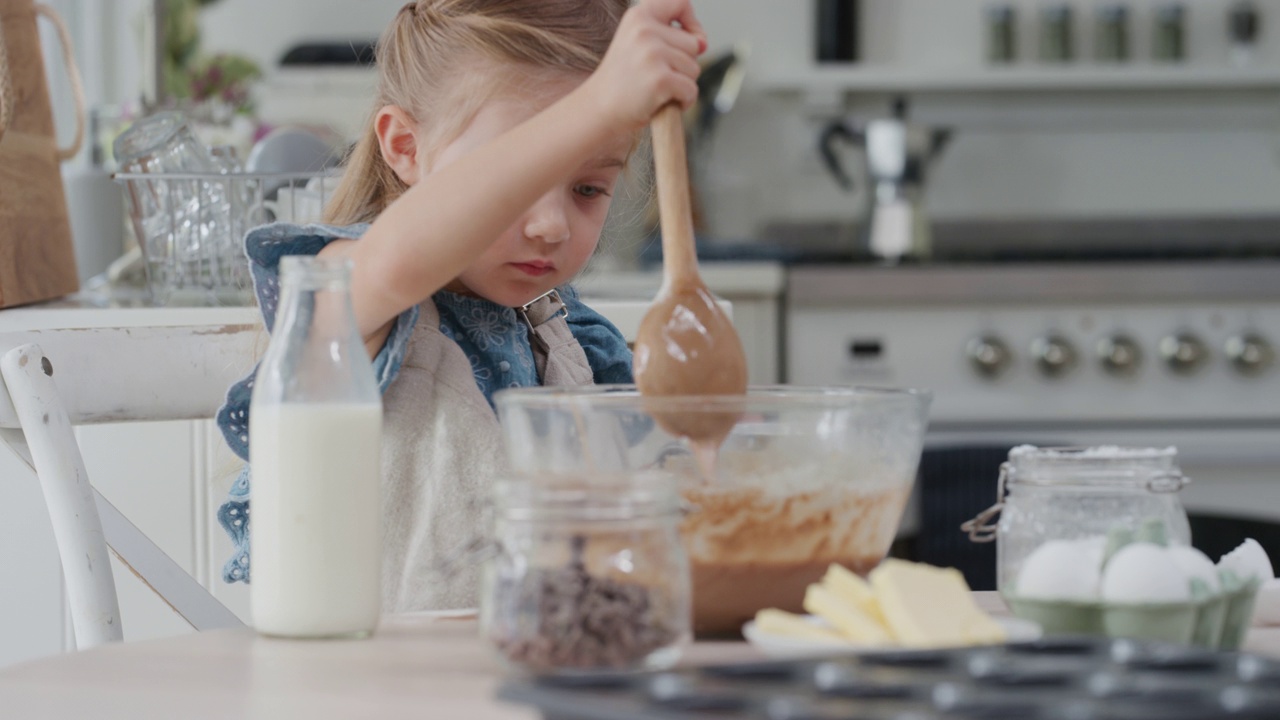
[0,285,652,337]
[788,260,1280,307]
[576,261,786,299]
[0,285,261,330]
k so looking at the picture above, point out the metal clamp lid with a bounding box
[961,461,1010,544]
[1146,470,1190,493]
[960,462,1190,544]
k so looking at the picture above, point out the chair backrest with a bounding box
[0,324,259,648]
[0,325,260,426]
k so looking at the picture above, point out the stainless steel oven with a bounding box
[785,261,1280,583]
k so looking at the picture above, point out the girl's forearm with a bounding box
[344,85,616,338]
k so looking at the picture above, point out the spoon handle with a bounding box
[651,103,699,289]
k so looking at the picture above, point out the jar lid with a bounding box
[1006,445,1186,491]
[493,472,681,521]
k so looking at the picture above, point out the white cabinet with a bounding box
[0,442,66,666]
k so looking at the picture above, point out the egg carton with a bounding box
[1005,578,1261,650]
[1005,525,1272,650]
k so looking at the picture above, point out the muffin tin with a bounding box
[498,638,1280,720]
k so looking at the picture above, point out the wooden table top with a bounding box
[2,594,1277,720]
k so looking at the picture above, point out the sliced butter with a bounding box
[961,611,1007,645]
[822,563,889,628]
[754,609,846,643]
[803,584,893,646]
[869,559,1006,648]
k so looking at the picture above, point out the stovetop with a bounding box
[664,215,1280,267]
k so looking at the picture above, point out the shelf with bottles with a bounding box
[756,63,1280,96]
[787,0,1277,97]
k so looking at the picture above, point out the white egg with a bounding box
[1218,539,1275,583]
[1167,545,1220,595]
[1253,578,1280,627]
[1016,538,1104,601]
[1101,543,1191,604]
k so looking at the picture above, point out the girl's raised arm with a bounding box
[322,0,706,356]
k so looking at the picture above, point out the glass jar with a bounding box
[1153,3,1186,63]
[249,255,383,639]
[1039,4,1075,63]
[1094,5,1130,63]
[964,446,1190,595]
[480,474,691,674]
[986,5,1018,64]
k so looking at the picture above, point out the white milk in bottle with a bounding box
[249,255,382,638]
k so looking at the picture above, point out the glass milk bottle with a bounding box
[249,255,382,638]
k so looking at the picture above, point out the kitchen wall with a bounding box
[42,0,1280,243]
[690,0,1280,238]
[40,0,154,166]
[192,0,1280,244]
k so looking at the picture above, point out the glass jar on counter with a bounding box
[480,473,691,674]
[963,446,1191,595]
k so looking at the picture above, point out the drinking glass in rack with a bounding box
[114,169,338,305]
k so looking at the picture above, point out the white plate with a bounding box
[742,615,1043,659]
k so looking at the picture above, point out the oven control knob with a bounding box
[1160,333,1209,375]
[1031,335,1077,378]
[967,336,1012,378]
[1225,333,1274,376]
[1097,334,1142,376]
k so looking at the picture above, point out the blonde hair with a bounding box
[325,0,630,225]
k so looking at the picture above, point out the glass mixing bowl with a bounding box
[494,385,932,636]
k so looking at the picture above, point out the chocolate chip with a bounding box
[493,536,678,672]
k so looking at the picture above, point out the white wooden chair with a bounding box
[0,325,258,649]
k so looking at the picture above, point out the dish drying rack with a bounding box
[112,171,338,304]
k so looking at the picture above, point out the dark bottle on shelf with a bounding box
[1094,4,1130,62]
[1229,1,1261,66]
[1039,4,1075,63]
[816,0,860,63]
[986,5,1017,64]
[1153,4,1186,63]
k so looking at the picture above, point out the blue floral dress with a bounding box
[214,222,633,584]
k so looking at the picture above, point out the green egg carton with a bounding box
[1003,578,1261,650]
[1218,573,1263,650]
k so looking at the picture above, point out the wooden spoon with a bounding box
[633,104,748,448]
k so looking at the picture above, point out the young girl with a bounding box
[215,0,707,611]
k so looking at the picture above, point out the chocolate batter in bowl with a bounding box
[494,386,932,637]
